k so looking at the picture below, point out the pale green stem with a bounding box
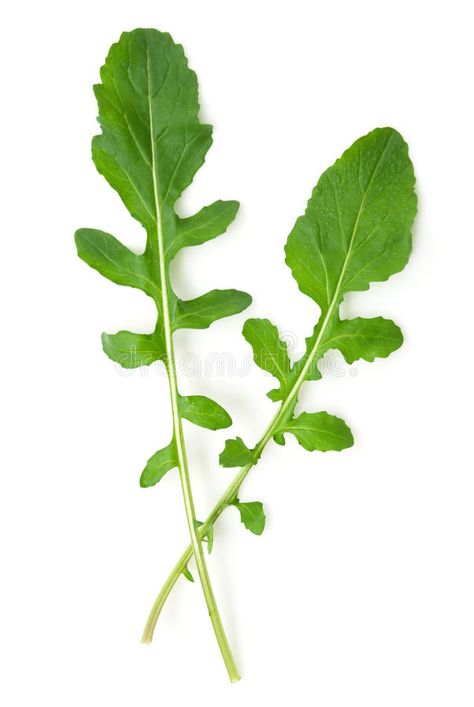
[146,54,239,682]
[142,256,349,644]
[163,351,240,682]
[142,463,251,645]
[154,267,240,682]
[142,339,319,644]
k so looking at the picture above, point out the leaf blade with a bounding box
[285,128,417,311]
[75,228,157,296]
[232,500,266,535]
[140,443,178,488]
[182,565,194,582]
[219,438,256,468]
[101,330,164,368]
[322,317,403,363]
[173,290,252,330]
[242,318,291,401]
[239,129,416,458]
[179,395,232,430]
[92,29,212,227]
[278,412,354,452]
[169,200,239,259]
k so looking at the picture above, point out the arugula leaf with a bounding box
[231,500,266,535]
[234,127,416,452]
[179,395,232,430]
[273,432,286,446]
[173,290,251,331]
[101,330,163,368]
[75,28,252,453]
[242,318,291,401]
[286,128,415,306]
[319,317,403,363]
[75,228,157,296]
[76,29,245,680]
[219,437,257,467]
[277,412,353,452]
[182,566,194,583]
[140,443,177,488]
[169,200,240,258]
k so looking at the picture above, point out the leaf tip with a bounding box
[139,471,151,488]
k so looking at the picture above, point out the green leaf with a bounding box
[321,317,403,363]
[240,127,416,458]
[206,525,214,554]
[193,520,214,553]
[140,443,177,488]
[174,290,252,330]
[168,200,240,260]
[219,438,257,468]
[182,565,194,582]
[282,130,415,394]
[231,500,266,535]
[278,412,354,452]
[75,228,157,297]
[179,395,232,430]
[273,432,286,446]
[75,28,252,489]
[77,27,252,350]
[101,330,164,368]
[92,30,212,232]
[242,318,291,401]
[285,128,416,310]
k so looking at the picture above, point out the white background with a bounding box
[1,1,473,704]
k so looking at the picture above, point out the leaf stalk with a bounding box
[142,310,334,643]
